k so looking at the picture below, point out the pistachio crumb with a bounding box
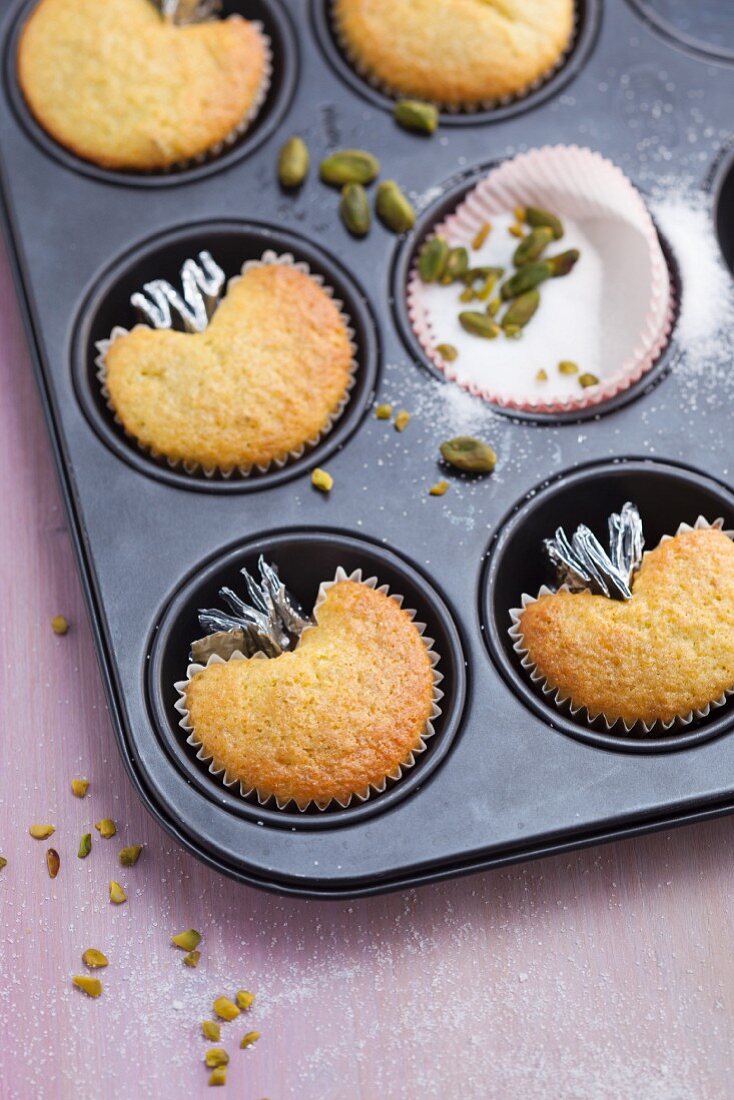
[311,468,333,493]
[514,205,527,223]
[46,849,60,879]
[236,990,255,1011]
[435,344,458,362]
[213,996,240,1021]
[82,948,108,969]
[558,360,579,375]
[202,1021,221,1042]
[375,403,393,420]
[535,369,548,382]
[0,857,6,871]
[508,223,525,238]
[205,1049,230,1069]
[184,950,201,968]
[78,833,91,859]
[578,372,600,388]
[208,1066,227,1087]
[72,976,102,998]
[429,481,450,497]
[171,929,201,951]
[109,880,127,905]
[51,615,69,635]
[95,819,117,839]
[394,410,411,432]
[29,825,55,840]
[71,779,89,798]
[472,222,491,250]
[240,1031,261,1050]
[119,845,143,867]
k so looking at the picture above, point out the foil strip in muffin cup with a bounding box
[94,250,359,479]
[174,567,444,811]
[156,0,222,25]
[544,501,644,600]
[508,516,734,735]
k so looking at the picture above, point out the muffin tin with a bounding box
[2,0,734,897]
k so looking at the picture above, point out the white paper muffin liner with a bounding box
[170,17,273,171]
[95,250,358,478]
[331,1,578,114]
[173,567,445,811]
[407,145,676,413]
[508,517,734,735]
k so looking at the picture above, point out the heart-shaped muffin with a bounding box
[179,577,439,809]
[18,0,269,170]
[516,526,734,728]
[334,0,574,107]
[102,261,355,472]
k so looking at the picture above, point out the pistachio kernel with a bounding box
[547,249,580,277]
[184,951,201,968]
[375,180,416,234]
[73,976,102,998]
[513,226,553,268]
[429,481,450,497]
[502,289,540,331]
[486,297,501,318]
[236,990,255,1011]
[78,833,92,859]
[394,410,411,432]
[500,261,552,300]
[579,372,600,388]
[375,403,393,420]
[46,848,60,879]
[51,615,69,635]
[0,857,6,871]
[29,825,55,840]
[525,206,564,240]
[71,778,89,798]
[319,149,380,187]
[240,1031,261,1049]
[471,222,492,250]
[458,312,500,339]
[311,468,334,493]
[339,182,371,237]
[459,286,475,304]
[205,1049,230,1069]
[435,344,458,362]
[208,1067,227,1087]
[440,437,497,475]
[558,360,579,375]
[508,224,525,238]
[440,246,469,285]
[393,99,439,135]
[277,136,309,189]
[202,1021,221,1042]
[109,880,127,905]
[95,819,116,839]
[417,235,449,283]
[119,845,143,867]
[82,949,108,969]
[535,369,548,382]
[171,929,202,952]
[213,996,240,1021]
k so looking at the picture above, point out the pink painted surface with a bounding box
[0,238,733,1100]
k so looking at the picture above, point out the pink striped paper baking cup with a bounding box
[407,145,676,413]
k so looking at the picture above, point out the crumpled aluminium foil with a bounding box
[543,501,644,601]
[155,0,222,25]
[131,251,225,333]
[191,558,312,662]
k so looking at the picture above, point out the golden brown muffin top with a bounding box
[334,0,574,106]
[104,263,354,471]
[519,527,734,726]
[18,0,267,170]
[184,579,437,808]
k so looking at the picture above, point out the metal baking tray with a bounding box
[3,0,734,898]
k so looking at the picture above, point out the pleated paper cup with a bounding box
[174,567,444,811]
[95,250,358,479]
[508,518,734,734]
[331,1,578,114]
[407,145,676,413]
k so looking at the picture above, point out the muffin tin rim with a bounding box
[69,218,381,493]
[145,526,469,831]
[3,0,299,188]
[481,456,734,753]
[624,0,734,64]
